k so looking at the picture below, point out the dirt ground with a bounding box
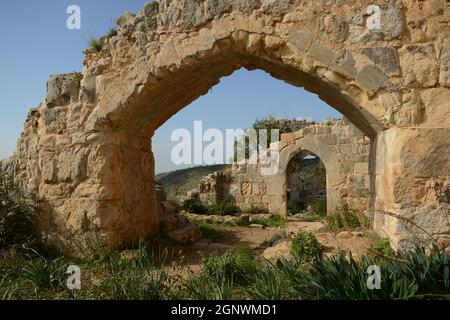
[163,217,377,274]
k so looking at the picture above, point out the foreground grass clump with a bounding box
[325,209,368,231]
[245,205,268,215]
[201,248,259,285]
[89,38,104,52]
[292,248,450,300]
[182,197,237,216]
[252,215,287,228]
[0,174,38,250]
[195,222,225,242]
[310,200,327,217]
[246,263,292,300]
[291,231,324,262]
[182,197,209,215]
[368,238,396,261]
[207,201,238,216]
[1,243,449,300]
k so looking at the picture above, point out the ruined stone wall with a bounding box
[228,119,371,215]
[1,0,449,254]
[189,119,371,216]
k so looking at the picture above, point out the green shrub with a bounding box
[292,248,450,300]
[252,215,287,228]
[202,249,259,285]
[182,198,208,215]
[325,209,366,231]
[287,200,305,215]
[310,200,327,217]
[107,28,117,38]
[291,231,324,262]
[245,205,268,215]
[104,244,176,300]
[207,201,238,216]
[0,174,37,249]
[107,267,175,300]
[368,238,395,260]
[246,263,292,300]
[196,222,223,242]
[182,273,234,300]
[298,213,322,222]
[22,256,69,291]
[89,38,104,52]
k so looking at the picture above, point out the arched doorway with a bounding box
[286,151,326,216]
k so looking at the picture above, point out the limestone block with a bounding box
[46,73,81,107]
[355,65,388,92]
[354,162,369,174]
[440,42,450,86]
[362,47,401,76]
[332,50,357,79]
[399,45,439,88]
[167,225,202,244]
[309,43,336,66]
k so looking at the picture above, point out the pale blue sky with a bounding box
[0,1,341,174]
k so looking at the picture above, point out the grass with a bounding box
[252,215,287,228]
[1,241,449,300]
[107,28,117,38]
[246,263,292,300]
[291,231,324,262]
[368,238,396,260]
[310,200,327,216]
[291,248,450,300]
[207,201,238,216]
[89,38,104,52]
[245,205,268,215]
[324,209,368,232]
[0,173,37,250]
[195,222,225,242]
[183,197,239,216]
[201,248,259,285]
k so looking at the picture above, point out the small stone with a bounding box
[167,225,202,244]
[355,65,388,92]
[362,47,401,76]
[262,241,293,261]
[336,231,353,240]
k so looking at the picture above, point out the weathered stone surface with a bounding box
[381,4,404,40]
[160,213,187,233]
[362,47,400,76]
[167,224,202,244]
[116,11,135,27]
[440,43,450,86]
[399,45,439,88]
[184,119,371,217]
[332,50,357,79]
[46,73,81,107]
[262,240,293,261]
[355,65,388,92]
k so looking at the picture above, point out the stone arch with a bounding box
[285,149,327,214]
[276,120,371,217]
[3,0,450,254]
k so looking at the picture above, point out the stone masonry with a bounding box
[188,119,371,216]
[0,0,448,255]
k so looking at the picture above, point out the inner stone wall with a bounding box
[189,119,371,216]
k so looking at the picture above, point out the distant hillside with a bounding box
[156,165,230,200]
